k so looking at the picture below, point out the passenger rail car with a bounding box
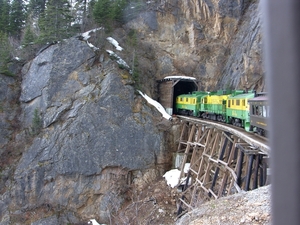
[248,93,268,136]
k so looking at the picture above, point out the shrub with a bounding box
[31,108,42,136]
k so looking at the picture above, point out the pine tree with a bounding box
[110,0,127,24]
[0,0,10,34]
[22,24,37,46]
[27,0,46,17]
[71,0,89,31]
[38,0,74,43]
[132,54,140,89]
[93,0,111,27]
[31,108,42,135]
[93,0,128,30]
[0,31,13,76]
[9,0,26,39]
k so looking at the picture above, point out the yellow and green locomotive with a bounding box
[175,91,209,117]
[175,90,267,135]
[226,91,255,131]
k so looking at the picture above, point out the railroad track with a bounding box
[176,115,270,155]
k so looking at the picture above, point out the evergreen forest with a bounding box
[0,0,143,74]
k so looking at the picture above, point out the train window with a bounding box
[252,105,255,115]
[180,97,183,101]
[242,100,245,106]
[232,100,234,106]
[263,106,267,117]
[186,98,188,102]
[193,98,196,104]
[257,106,263,116]
[204,98,207,104]
[228,100,231,107]
[236,100,240,106]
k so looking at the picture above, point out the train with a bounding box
[175,90,268,136]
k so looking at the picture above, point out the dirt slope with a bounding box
[113,177,271,225]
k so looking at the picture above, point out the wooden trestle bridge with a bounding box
[175,116,270,217]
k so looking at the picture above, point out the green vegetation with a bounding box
[0,0,147,74]
[31,108,42,136]
[127,29,138,47]
[38,0,75,43]
[93,0,127,32]
[132,54,140,89]
[0,32,14,76]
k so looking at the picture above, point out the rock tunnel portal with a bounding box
[157,76,199,115]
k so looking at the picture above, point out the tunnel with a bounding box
[157,76,199,115]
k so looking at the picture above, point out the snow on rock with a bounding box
[163,163,191,188]
[87,41,99,51]
[184,163,190,173]
[80,28,103,51]
[106,50,131,73]
[164,75,196,80]
[163,169,181,188]
[88,219,106,225]
[106,37,123,51]
[81,28,103,41]
[138,90,172,121]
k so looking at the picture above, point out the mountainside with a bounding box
[0,0,265,224]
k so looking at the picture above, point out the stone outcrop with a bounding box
[123,0,264,93]
[1,38,169,224]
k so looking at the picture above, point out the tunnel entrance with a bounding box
[157,76,199,115]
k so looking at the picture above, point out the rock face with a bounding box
[1,38,168,224]
[123,0,264,93]
[0,0,265,224]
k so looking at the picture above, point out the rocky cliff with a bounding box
[123,0,264,93]
[0,0,264,224]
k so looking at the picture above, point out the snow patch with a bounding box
[164,75,196,80]
[137,90,172,120]
[163,163,191,188]
[87,41,99,51]
[81,28,103,41]
[163,169,181,188]
[184,163,190,173]
[107,37,123,51]
[106,50,131,73]
[80,28,103,51]
[88,219,106,225]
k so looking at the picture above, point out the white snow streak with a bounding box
[88,219,105,225]
[164,75,196,80]
[81,28,103,41]
[106,50,131,73]
[106,37,123,51]
[137,90,172,120]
